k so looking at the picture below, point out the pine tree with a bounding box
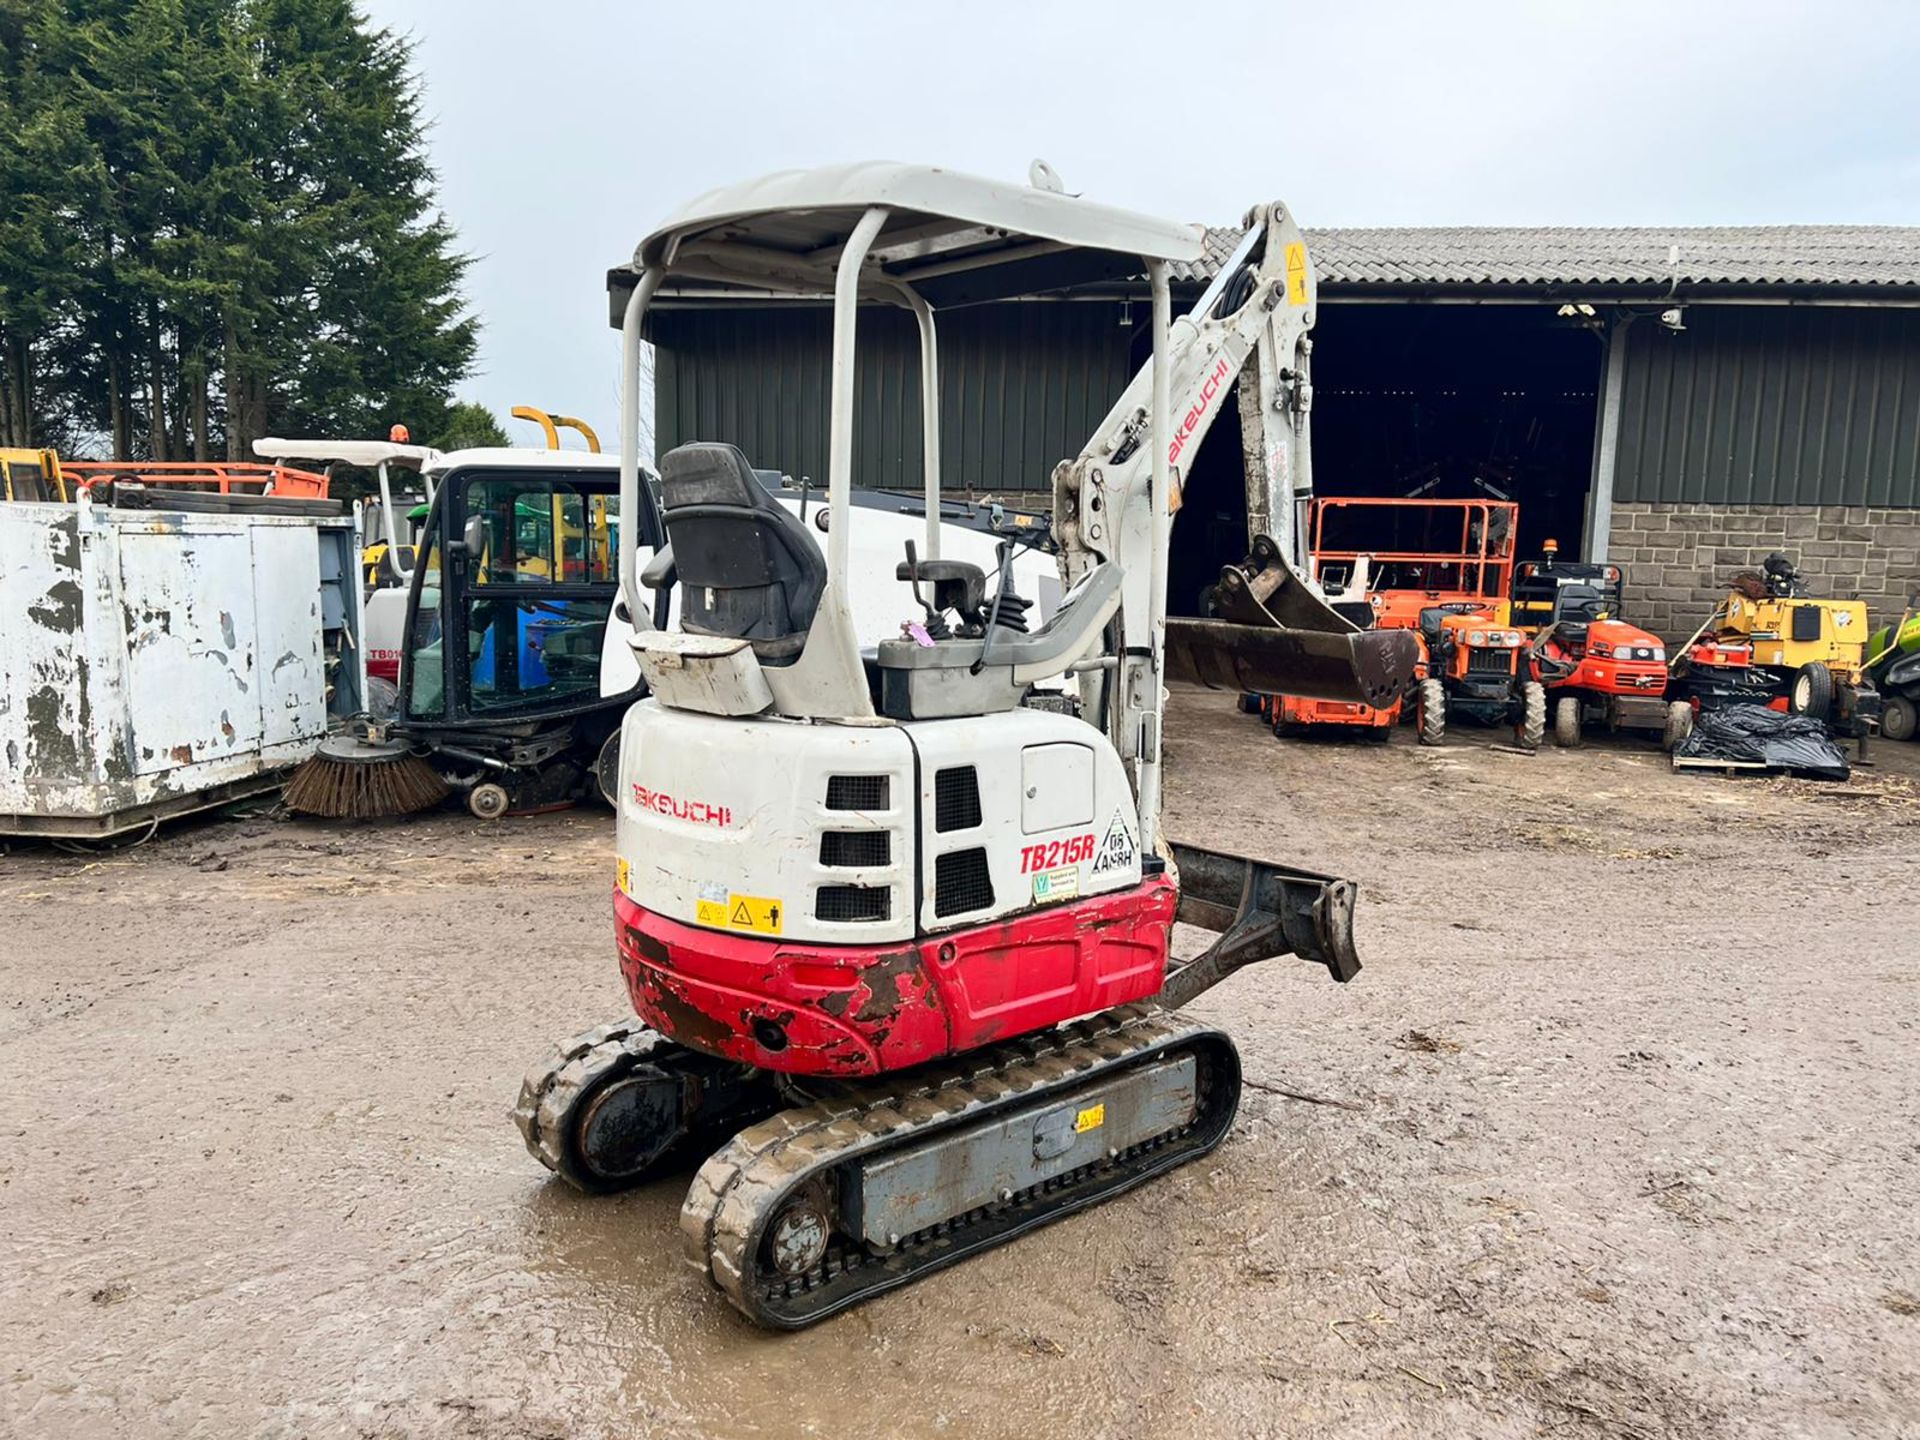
[0,0,477,458]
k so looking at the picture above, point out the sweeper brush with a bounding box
[283,733,448,818]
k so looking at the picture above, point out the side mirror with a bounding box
[462,515,487,555]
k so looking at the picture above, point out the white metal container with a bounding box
[0,491,363,837]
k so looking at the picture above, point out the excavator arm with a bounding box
[1050,205,1418,808]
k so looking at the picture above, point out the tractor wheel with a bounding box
[1416,678,1447,747]
[1663,699,1695,750]
[1517,682,1547,751]
[1883,695,1918,742]
[1790,662,1834,720]
[1552,694,1583,748]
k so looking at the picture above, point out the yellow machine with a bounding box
[1716,586,1872,680]
[0,448,71,502]
[1673,553,1880,733]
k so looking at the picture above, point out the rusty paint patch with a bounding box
[170,745,194,765]
[24,684,80,776]
[817,990,852,1019]
[853,949,924,1024]
[27,579,83,634]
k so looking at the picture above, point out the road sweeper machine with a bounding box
[515,163,1418,1328]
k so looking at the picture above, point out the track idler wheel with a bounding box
[513,1020,777,1193]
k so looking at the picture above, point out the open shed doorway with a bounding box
[1161,300,1601,616]
[1309,304,1602,565]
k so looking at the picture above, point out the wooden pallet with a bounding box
[1670,755,1771,776]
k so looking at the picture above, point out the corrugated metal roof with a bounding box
[1170,225,1920,292]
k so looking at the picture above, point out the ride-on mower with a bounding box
[1511,544,1690,748]
[1867,591,1920,742]
[514,163,1417,1328]
[1670,553,1880,741]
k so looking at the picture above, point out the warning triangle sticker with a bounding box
[1091,809,1138,876]
[731,899,754,926]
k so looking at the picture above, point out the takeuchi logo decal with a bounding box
[1168,357,1232,466]
[632,784,733,827]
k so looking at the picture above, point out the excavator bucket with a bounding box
[1166,620,1416,707]
[1165,535,1419,706]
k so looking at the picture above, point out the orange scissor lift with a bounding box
[1253,496,1517,740]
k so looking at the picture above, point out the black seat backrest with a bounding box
[658,442,827,664]
[1419,602,1479,642]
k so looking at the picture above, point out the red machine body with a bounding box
[615,876,1179,1077]
[1532,617,1669,697]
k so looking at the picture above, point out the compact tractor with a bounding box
[1511,544,1690,748]
[1671,553,1881,740]
[1253,497,1529,744]
[513,163,1416,1327]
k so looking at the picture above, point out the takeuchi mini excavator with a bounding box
[513,162,1417,1328]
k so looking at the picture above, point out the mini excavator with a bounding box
[514,163,1418,1327]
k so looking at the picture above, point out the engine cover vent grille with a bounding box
[934,766,982,833]
[934,848,994,918]
[816,885,891,924]
[820,830,890,868]
[826,775,889,811]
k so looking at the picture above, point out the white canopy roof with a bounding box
[633,161,1206,306]
[254,437,441,469]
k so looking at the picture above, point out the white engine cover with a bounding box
[615,700,1142,946]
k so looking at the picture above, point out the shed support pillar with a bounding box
[1584,313,1633,564]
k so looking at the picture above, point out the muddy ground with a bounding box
[3,690,1918,1440]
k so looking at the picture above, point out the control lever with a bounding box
[901,540,951,640]
[971,538,1016,676]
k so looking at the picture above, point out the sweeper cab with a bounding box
[514,162,1417,1327]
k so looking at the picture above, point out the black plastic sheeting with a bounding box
[1673,703,1850,780]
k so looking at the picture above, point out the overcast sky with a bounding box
[363,0,1920,450]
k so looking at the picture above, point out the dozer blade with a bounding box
[1165,534,1419,707]
[1166,621,1417,708]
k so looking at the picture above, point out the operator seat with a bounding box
[647,442,826,665]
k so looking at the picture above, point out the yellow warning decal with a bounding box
[1074,1103,1106,1134]
[696,892,785,935]
[615,858,631,896]
[1285,242,1308,306]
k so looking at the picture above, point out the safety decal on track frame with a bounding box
[1075,1103,1106,1133]
[695,882,784,935]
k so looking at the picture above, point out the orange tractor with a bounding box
[1254,497,1541,749]
[1512,545,1691,748]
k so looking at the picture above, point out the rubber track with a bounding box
[510,1017,680,1180]
[680,1005,1234,1328]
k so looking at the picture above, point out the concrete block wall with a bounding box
[1606,503,1920,643]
